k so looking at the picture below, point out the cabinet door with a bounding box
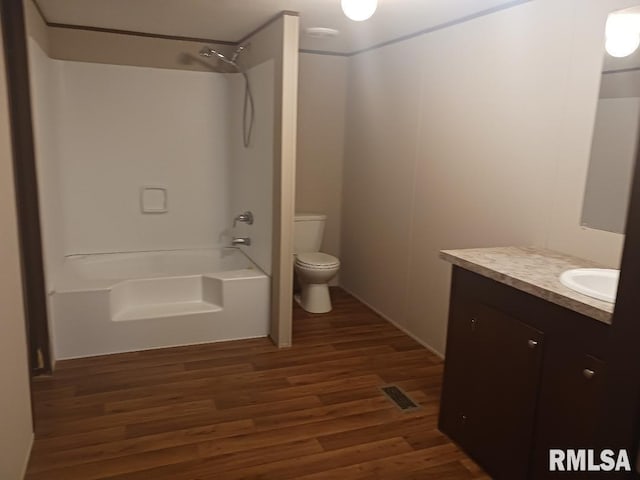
[532,352,606,479]
[440,301,544,480]
[439,298,477,442]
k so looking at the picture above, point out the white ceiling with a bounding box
[36,0,522,54]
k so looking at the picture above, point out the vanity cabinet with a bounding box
[439,266,609,480]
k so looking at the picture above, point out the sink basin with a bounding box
[559,268,619,303]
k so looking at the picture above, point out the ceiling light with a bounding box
[605,13,640,58]
[341,0,378,22]
[606,33,640,58]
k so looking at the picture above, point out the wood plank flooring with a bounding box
[26,288,487,479]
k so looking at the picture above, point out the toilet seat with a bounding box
[295,252,340,269]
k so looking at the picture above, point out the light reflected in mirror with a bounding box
[581,6,640,234]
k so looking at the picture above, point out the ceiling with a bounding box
[36,0,524,54]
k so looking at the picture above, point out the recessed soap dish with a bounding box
[141,186,168,214]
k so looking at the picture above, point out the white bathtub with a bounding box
[51,248,270,359]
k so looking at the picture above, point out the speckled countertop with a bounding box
[439,246,614,325]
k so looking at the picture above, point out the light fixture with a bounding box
[341,0,378,22]
[605,12,640,58]
[606,33,640,58]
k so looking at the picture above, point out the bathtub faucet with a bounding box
[232,237,251,247]
[233,211,254,227]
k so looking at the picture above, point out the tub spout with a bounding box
[232,237,251,246]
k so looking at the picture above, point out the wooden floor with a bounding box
[26,288,487,479]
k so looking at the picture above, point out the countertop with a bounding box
[439,246,614,325]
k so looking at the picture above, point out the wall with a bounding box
[24,0,49,54]
[236,13,299,347]
[0,19,35,480]
[341,0,633,356]
[544,0,631,265]
[49,26,234,73]
[296,53,347,263]
[55,60,232,254]
[27,36,63,359]
[27,38,63,287]
[27,24,239,258]
[26,7,279,263]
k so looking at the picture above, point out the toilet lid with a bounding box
[296,252,340,268]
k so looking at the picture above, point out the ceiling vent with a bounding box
[304,27,340,39]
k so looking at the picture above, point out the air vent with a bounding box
[380,385,421,412]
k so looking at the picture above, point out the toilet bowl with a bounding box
[294,252,340,313]
[293,213,341,313]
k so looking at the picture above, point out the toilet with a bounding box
[294,213,340,313]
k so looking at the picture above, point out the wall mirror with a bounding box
[582,6,640,234]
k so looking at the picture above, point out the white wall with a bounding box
[230,59,275,275]
[56,61,233,255]
[296,53,348,263]
[341,0,632,356]
[28,38,63,360]
[0,21,34,480]
[28,39,63,279]
[544,0,631,265]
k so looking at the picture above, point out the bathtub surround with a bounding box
[341,0,632,356]
[28,35,241,256]
[54,60,233,254]
[230,59,275,275]
[0,16,35,479]
[25,7,300,361]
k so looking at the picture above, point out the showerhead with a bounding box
[199,46,235,65]
[197,44,254,148]
[199,44,249,69]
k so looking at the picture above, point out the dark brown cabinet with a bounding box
[439,267,609,480]
[532,349,607,479]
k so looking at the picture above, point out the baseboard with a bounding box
[338,285,445,360]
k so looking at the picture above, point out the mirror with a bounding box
[581,6,640,234]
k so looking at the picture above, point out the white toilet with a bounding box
[294,213,340,313]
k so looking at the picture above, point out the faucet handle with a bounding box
[233,211,254,227]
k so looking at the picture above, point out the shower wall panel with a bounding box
[55,61,233,255]
[230,59,275,275]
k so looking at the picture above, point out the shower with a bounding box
[200,45,255,148]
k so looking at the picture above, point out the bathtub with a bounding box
[51,248,270,359]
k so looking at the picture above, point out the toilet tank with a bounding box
[294,213,327,253]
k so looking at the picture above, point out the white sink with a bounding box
[559,268,619,303]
